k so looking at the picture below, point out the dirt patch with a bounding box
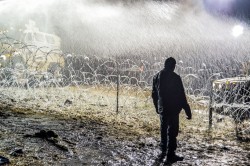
[0,87,249,165]
[0,104,249,165]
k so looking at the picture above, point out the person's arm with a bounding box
[179,77,192,119]
[183,100,192,119]
[152,74,159,114]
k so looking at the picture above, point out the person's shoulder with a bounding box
[172,72,181,79]
[153,70,162,79]
[171,72,179,77]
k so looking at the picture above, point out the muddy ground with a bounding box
[1,106,250,166]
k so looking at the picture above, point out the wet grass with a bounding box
[1,86,246,143]
[0,86,250,165]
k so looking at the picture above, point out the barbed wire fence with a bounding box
[0,33,249,140]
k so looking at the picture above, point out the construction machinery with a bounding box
[0,20,65,87]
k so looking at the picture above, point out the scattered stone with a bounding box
[217,118,224,123]
[247,153,250,159]
[64,99,73,106]
[10,98,16,102]
[138,142,145,148]
[0,155,10,165]
[101,161,106,165]
[144,137,158,147]
[79,124,84,128]
[96,136,103,140]
[220,146,230,151]
[0,111,10,118]
[9,148,23,157]
[207,146,215,151]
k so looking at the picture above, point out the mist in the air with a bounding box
[0,0,249,58]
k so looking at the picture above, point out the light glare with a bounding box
[232,25,244,38]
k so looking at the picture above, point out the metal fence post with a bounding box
[209,106,213,129]
[116,59,119,114]
[116,74,120,114]
[208,88,213,129]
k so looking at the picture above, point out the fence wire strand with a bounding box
[0,34,249,140]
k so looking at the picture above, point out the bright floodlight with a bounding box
[232,25,244,38]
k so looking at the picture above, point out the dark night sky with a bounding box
[203,0,250,20]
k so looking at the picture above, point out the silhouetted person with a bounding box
[152,57,192,164]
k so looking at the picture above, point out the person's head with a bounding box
[164,57,176,71]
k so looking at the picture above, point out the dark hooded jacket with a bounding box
[152,69,191,117]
